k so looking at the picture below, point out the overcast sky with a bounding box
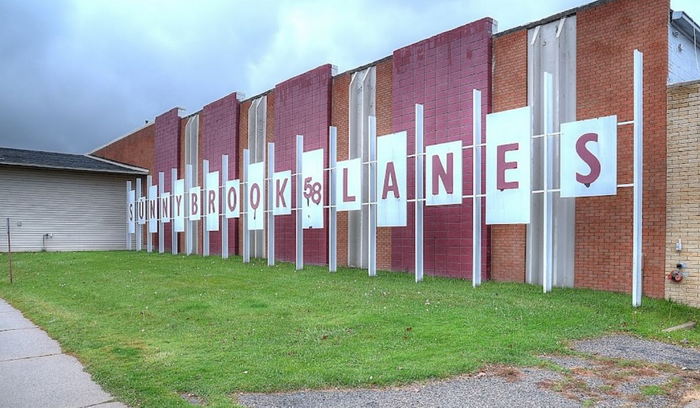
[1,0,698,154]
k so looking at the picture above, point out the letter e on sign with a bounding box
[560,115,617,198]
[485,107,531,224]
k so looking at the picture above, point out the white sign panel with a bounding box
[486,107,531,225]
[173,179,185,232]
[137,197,146,225]
[224,179,240,219]
[377,131,407,227]
[560,115,617,198]
[160,193,171,223]
[302,149,324,229]
[336,158,361,212]
[189,186,201,221]
[247,162,265,230]
[426,140,463,206]
[205,171,220,231]
[148,185,158,233]
[273,170,292,215]
[128,190,135,233]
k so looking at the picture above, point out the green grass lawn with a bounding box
[0,251,698,407]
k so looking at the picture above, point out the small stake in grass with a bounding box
[6,217,13,284]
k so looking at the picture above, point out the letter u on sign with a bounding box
[560,115,617,198]
[485,107,531,225]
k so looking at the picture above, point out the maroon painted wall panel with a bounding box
[154,108,181,252]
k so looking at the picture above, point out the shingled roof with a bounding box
[0,147,148,175]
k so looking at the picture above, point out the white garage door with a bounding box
[0,166,138,252]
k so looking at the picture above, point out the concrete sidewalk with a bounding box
[0,299,127,408]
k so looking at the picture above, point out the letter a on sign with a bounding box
[302,149,324,229]
[560,115,617,198]
[426,140,462,206]
[377,131,407,227]
[335,158,361,212]
[247,162,264,230]
[273,170,291,215]
[486,107,531,224]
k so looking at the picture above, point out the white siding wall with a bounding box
[0,166,139,252]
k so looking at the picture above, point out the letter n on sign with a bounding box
[485,107,531,224]
[426,140,462,206]
[560,115,617,198]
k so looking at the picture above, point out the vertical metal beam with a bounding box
[185,164,193,255]
[171,168,178,255]
[158,172,165,254]
[542,72,553,293]
[415,105,424,282]
[222,155,229,259]
[267,143,276,266]
[136,177,142,251]
[243,149,250,263]
[296,135,304,270]
[147,175,153,253]
[472,90,482,287]
[368,116,377,277]
[632,50,644,307]
[126,180,132,250]
[329,127,337,272]
[203,160,210,256]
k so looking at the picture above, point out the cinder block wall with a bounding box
[666,81,700,307]
[390,18,493,278]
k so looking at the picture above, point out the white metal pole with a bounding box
[267,143,276,266]
[329,127,337,272]
[472,90,482,287]
[415,105,424,282]
[158,172,165,254]
[136,177,142,251]
[542,72,553,293]
[368,116,377,277]
[185,164,193,255]
[222,155,229,259]
[126,180,132,250]
[243,149,250,263]
[296,135,304,270]
[203,160,210,256]
[171,168,178,255]
[632,49,644,307]
[147,175,153,253]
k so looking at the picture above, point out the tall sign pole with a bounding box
[295,136,304,270]
[472,90,482,287]
[632,49,644,307]
[171,168,178,255]
[221,155,229,259]
[6,218,12,284]
[158,172,165,254]
[415,104,424,282]
[243,149,250,263]
[202,160,210,257]
[542,72,554,293]
[136,177,142,251]
[368,116,377,277]
[185,164,193,255]
[267,143,276,266]
[126,180,132,250]
[328,127,337,272]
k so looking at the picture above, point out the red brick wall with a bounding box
[391,18,493,279]
[93,124,154,171]
[376,58,394,271]
[154,108,181,252]
[237,99,251,255]
[201,92,240,255]
[331,72,350,267]
[575,0,668,297]
[490,30,528,282]
[273,65,333,265]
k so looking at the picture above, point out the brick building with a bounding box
[92,0,700,307]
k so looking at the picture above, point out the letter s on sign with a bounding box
[575,133,601,187]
